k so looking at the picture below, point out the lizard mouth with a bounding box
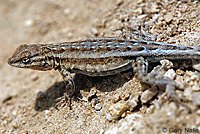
[7,57,28,68]
[7,57,24,68]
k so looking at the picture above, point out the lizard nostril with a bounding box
[7,57,13,65]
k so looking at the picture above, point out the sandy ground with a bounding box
[1,0,200,133]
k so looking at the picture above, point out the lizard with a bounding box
[7,38,200,108]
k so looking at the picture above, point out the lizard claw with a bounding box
[55,93,72,110]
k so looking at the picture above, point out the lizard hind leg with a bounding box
[133,57,190,110]
[55,66,75,110]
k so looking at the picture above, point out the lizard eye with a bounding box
[22,58,30,64]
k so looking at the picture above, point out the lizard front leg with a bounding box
[55,65,75,109]
[133,57,187,108]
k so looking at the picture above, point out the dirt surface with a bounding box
[1,0,200,133]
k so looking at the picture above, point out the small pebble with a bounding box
[63,8,71,15]
[91,98,98,107]
[164,14,173,23]
[151,2,159,13]
[90,28,98,36]
[105,127,118,134]
[31,73,39,81]
[137,14,147,20]
[164,69,176,79]
[176,69,185,75]
[116,0,124,6]
[113,94,121,103]
[192,92,200,105]
[141,87,158,103]
[192,63,200,71]
[122,93,129,101]
[11,121,19,129]
[121,112,126,118]
[45,110,50,115]
[146,105,155,114]
[87,87,97,101]
[128,94,139,111]
[95,103,102,111]
[107,100,129,121]
[196,109,200,115]
[21,130,28,134]
[24,19,33,26]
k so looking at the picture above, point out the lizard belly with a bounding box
[71,59,133,76]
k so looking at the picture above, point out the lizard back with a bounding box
[8,38,200,76]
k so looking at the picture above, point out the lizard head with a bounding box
[7,44,54,71]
